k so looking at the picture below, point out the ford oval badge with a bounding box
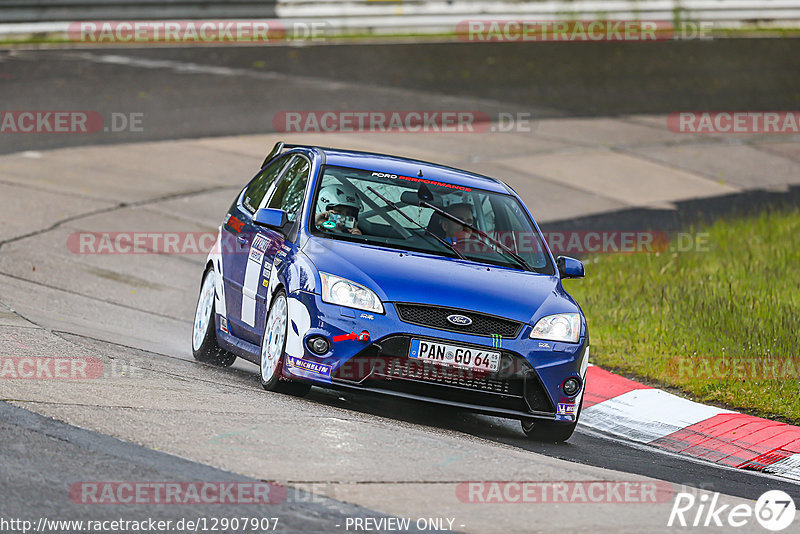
[447,314,473,326]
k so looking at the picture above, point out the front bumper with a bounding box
[284,291,588,422]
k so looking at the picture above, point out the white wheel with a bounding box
[261,292,287,386]
[192,268,236,367]
[259,290,311,396]
[192,269,215,352]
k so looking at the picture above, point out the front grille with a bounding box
[382,358,520,395]
[394,303,523,338]
[331,335,554,414]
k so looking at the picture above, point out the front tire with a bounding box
[521,402,582,443]
[192,267,237,367]
[521,418,577,442]
[260,289,311,396]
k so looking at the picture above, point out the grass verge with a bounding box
[566,207,800,422]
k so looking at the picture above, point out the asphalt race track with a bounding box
[1,42,799,533]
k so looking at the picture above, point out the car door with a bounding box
[238,154,312,344]
[221,155,292,340]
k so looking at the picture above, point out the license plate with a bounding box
[408,339,500,372]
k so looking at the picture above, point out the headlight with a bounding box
[320,272,384,314]
[530,313,581,343]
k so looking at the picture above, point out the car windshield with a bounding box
[309,165,554,274]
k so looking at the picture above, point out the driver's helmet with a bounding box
[317,182,362,215]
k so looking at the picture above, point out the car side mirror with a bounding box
[253,208,288,230]
[557,256,584,279]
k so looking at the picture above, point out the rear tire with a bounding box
[192,268,237,367]
[260,289,311,397]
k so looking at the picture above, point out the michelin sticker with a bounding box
[557,403,576,415]
[285,355,331,378]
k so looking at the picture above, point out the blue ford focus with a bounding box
[192,142,589,441]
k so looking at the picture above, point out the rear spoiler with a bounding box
[262,141,306,168]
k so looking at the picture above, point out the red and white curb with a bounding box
[580,366,800,482]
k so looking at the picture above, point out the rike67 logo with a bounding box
[669,490,795,531]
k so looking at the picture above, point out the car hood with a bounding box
[304,237,570,324]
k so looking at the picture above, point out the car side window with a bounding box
[497,200,547,267]
[241,155,291,214]
[267,156,310,222]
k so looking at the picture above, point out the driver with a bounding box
[440,202,475,244]
[314,183,363,235]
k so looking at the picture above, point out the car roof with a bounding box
[293,145,513,195]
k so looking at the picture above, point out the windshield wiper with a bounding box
[365,186,467,261]
[419,200,534,272]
